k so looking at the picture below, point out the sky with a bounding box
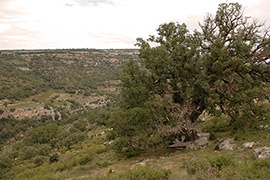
[0,0,269,50]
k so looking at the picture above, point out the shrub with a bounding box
[113,137,142,157]
[21,146,39,160]
[0,156,12,169]
[32,155,45,167]
[56,161,73,172]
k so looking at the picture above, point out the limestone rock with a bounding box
[217,139,237,150]
[194,133,210,147]
[259,125,270,130]
[253,147,270,159]
[242,142,258,149]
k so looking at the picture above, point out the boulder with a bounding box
[217,138,237,150]
[242,142,258,149]
[195,137,209,147]
[194,133,210,147]
[253,147,270,159]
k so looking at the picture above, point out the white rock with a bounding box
[253,147,270,159]
[218,139,237,150]
[195,137,209,147]
[242,142,257,149]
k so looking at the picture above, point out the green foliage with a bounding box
[87,108,111,126]
[112,2,270,156]
[24,123,60,146]
[21,146,39,160]
[0,155,14,180]
[0,155,12,169]
[63,132,86,149]
[70,120,88,132]
[202,115,231,133]
[32,155,45,167]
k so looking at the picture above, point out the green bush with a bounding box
[21,146,39,160]
[75,153,94,165]
[113,137,142,157]
[202,115,231,133]
[0,156,14,180]
[32,155,45,167]
[56,161,73,172]
[0,156,12,169]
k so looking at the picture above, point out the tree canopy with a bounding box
[111,2,270,156]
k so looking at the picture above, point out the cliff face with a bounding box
[0,106,61,120]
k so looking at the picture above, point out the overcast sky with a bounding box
[0,0,269,49]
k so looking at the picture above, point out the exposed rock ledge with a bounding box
[0,106,61,120]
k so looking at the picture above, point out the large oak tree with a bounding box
[111,2,270,156]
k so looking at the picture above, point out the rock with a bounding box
[217,138,237,150]
[253,147,270,159]
[194,133,210,147]
[259,125,270,130]
[242,142,258,149]
[195,137,209,146]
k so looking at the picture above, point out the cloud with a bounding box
[0,0,269,49]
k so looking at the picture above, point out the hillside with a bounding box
[0,47,269,180]
[0,49,138,100]
[0,49,139,119]
[0,49,140,178]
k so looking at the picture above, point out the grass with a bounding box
[10,124,270,180]
[4,100,270,180]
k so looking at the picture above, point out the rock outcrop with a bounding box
[194,133,210,147]
[253,147,270,159]
[217,139,237,150]
[0,106,61,120]
[242,142,258,149]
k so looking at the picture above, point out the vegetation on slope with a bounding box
[0,2,269,180]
